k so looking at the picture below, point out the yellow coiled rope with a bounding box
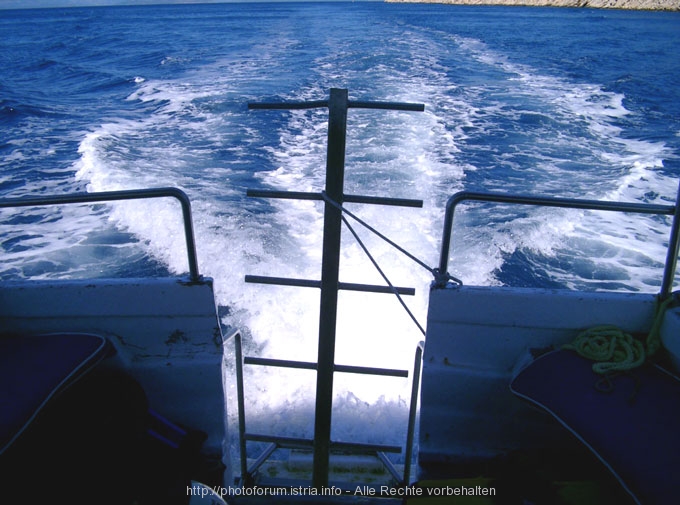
[563,296,674,375]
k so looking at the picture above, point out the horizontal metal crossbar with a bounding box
[248,100,328,110]
[244,432,402,454]
[247,99,424,113]
[244,356,316,371]
[345,193,423,208]
[341,281,415,295]
[243,356,409,378]
[246,188,423,208]
[245,275,319,289]
[349,101,425,112]
[335,364,408,378]
[245,274,415,295]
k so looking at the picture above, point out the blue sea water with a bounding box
[2,1,680,458]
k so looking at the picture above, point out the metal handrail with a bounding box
[0,187,201,282]
[438,189,680,295]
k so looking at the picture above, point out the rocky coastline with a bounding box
[384,0,680,11]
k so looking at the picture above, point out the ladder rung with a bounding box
[333,440,402,455]
[244,356,316,370]
[248,100,328,110]
[245,274,415,295]
[245,275,319,289]
[247,188,422,208]
[244,432,402,454]
[335,364,408,378]
[248,99,424,113]
[348,100,425,112]
[247,189,320,201]
[245,433,313,449]
[340,281,415,296]
[345,193,423,208]
[244,356,408,378]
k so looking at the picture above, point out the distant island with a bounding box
[385,0,680,10]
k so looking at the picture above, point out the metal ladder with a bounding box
[236,88,425,490]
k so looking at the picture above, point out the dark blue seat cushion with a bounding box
[0,333,112,454]
[510,349,680,505]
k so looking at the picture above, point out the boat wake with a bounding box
[2,6,677,466]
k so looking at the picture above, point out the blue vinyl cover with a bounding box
[510,349,680,505]
[0,333,111,454]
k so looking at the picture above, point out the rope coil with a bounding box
[564,296,674,374]
[564,325,645,375]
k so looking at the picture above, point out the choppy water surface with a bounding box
[1,2,679,463]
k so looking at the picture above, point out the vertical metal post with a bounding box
[403,342,423,486]
[312,88,348,489]
[661,179,680,298]
[234,332,250,485]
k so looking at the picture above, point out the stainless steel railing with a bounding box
[0,187,201,282]
[437,186,680,297]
